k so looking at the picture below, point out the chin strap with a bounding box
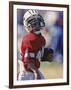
[34,31,41,35]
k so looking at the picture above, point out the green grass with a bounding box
[18,60,63,79]
[40,61,63,79]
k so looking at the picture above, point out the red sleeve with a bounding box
[21,38,26,62]
[21,37,31,62]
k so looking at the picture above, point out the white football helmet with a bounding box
[23,10,45,33]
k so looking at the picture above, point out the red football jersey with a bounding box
[21,32,46,70]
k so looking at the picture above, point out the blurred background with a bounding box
[17,9,63,79]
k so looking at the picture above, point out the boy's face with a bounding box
[27,24,40,33]
[27,17,41,33]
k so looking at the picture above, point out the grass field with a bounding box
[18,60,63,79]
[40,61,63,79]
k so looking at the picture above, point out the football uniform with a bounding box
[18,9,46,80]
[21,32,46,72]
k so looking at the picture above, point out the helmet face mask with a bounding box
[26,15,41,32]
[23,10,45,33]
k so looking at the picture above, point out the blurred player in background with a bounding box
[43,11,63,63]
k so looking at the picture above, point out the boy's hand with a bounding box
[41,48,54,62]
